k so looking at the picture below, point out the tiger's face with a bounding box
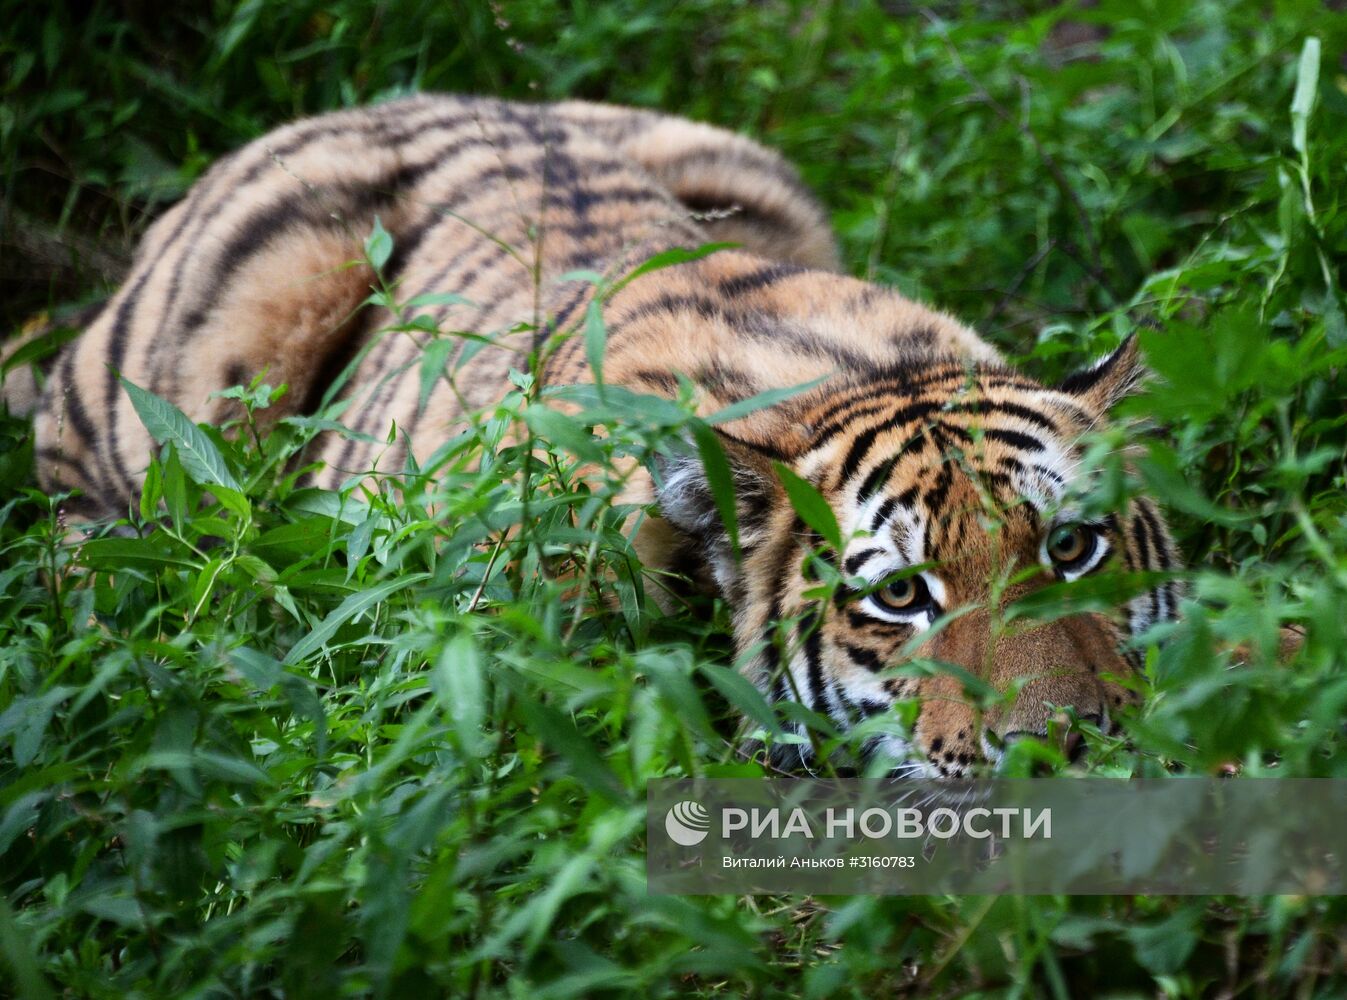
[657,337,1180,777]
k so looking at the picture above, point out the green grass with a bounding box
[3,0,1347,996]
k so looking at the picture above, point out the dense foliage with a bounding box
[2,0,1346,995]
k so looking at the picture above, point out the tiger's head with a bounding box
[655,335,1181,777]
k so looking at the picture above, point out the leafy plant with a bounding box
[2,1,1346,996]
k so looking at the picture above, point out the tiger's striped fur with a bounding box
[5,95,1180,776]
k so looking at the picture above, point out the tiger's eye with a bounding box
[1047,524,1094,566]
[875,575,929,613]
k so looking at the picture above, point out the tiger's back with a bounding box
[21,95,853,513]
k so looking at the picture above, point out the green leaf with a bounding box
[78,895,147,929]
[556,269,605,284]
[583,299,607,386]
[700,662,780,735]
[432,632,485,754]
[0,321,80,376]
[229,647,328,757]
[893,657,1000,706]
[138,456,162,522]
[510,685,625,804]
[1126,909,1200,976]
[524,405,605,463]
[364,216,393,271]
[284,572,430,665]
[706,374,828,425]
[133,749,273,786]
[605,242,735,298]
[641,653,717,744]
[162,447,189,531]
[545,382,691,427]
[1004,571,1178,624]
[1138,445,1247,526]
[213,484,251,520]
[690,423,739,554]
[418,337,454,414]
[773,463,841,551]
[404,291,471,309]
[78,537,198,571]
[1290,37,1320,157]
[0,894,56,997]
[120,377,241,492]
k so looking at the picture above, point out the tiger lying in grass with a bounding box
[4,95,1180,777]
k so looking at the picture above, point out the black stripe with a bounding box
[835,425,889,490]
[1048,398,1096,427]
[894,484,920,508]
[809,401,897,448]
[768,637,787,705]
[857,456,898,503]
[1030,464,1065,487]
[415,235,518,310]
[624,370,679,394]
[1129,510,1160,626]
[100,273,157,498]
[982,375,1042,393]
[616,297,874,373]
[549,281,594,333]
[1135,500,1177,623]
[548,182,670,218]
[1134,500,1173,569]
[844,643,885,673]
[803,621,826,712]
[804,364,963,430]
[1057,336,1134,396]
[52,346,100,464]
[898,324,937,346]
[921,460,954,520]
[157,103,493,329]
[57,491,112,521]
[715,263,806,298]
[941,398,1059,433]
[843,547,882,575]
[608,292,722,337]
[846,609,910,638]
[869,496,898,534]
[679,190,801,237]
[837,402,938,484]
[764,527,799,704]
[34,446,92,491]
[982,428,1044,452]
[1162,581,1180,622]
[171,132,583,368]
[936,421,973,444]
[696,361,761,403]
[173,157,442,344]
[717,431,793,463]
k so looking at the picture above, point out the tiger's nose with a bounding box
[1002,712,1100,765]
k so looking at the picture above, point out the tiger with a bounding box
[3,94,1181,777]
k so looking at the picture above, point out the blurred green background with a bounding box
[2,1,1346,997]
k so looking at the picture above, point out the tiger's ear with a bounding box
[1056,334,1144,412]
[652,433,781,587]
